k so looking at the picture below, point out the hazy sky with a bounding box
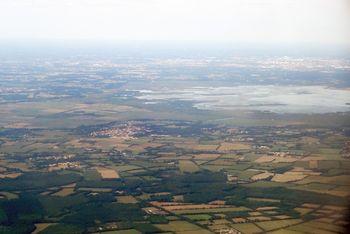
[0,0,349,46]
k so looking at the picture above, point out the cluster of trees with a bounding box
[0,172,81,191]
[0,195,43,233]
[141,171,236,203]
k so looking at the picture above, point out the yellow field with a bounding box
[232,217,247,223]
[294,207,313,215]
[32,223,56,234]
[300,136,319,144]
[0,191,18,199]
[96,167,120,179]
[173,195,184,202]
[211,219,231,225]
[256,206,278,211]
[175,143,219,151]
[207,158,236,166]
[218,142,251,151]
[208,224,232,232]
[92,138,129,150]
[155,220,212,233]
[179,160,200,173]
[247,216,271,221]
[66,139,94,149]
[231,223,263,233]
[116,195,138,204]
[192,153,221,160]
[128,142,163,153]
[157,152,177,157]
[142,206,168,215]
[301,203,320,209]
[254,155,297,163]
[274,215,291,220]
[321,189,350,197]
[255,219,302,231]
[150,201,249,214]
[0,173,22,179]
[271,172,307,183]
[289,167,321,176]
[315,217,335,223]
[251,172,274,181]
[51,187,75,197]
[309,160,318,169]
[194,144,219,151]
[322,205,347,211]
[173,207,249,214]
[151,202,230,211]
[273,157,297,163]
[255,155,276,163]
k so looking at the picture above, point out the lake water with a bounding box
[135,85,350,114]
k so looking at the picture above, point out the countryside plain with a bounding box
[0,52,350,234]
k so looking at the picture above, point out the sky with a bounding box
[0,0,349,47]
